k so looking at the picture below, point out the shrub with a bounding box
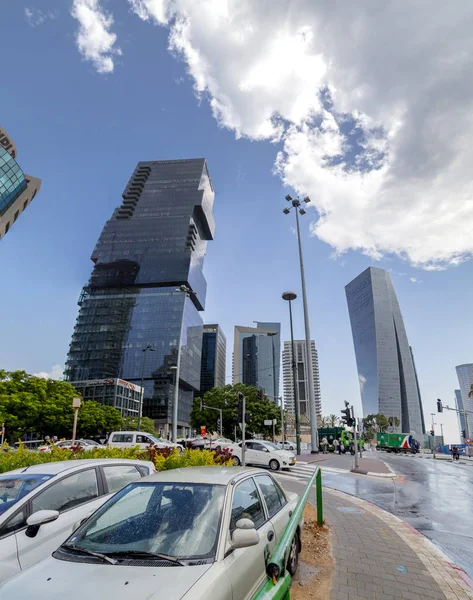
[0,442,233,474]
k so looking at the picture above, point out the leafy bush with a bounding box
[0,442,233,474]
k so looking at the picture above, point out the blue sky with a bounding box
[2,1,473,443]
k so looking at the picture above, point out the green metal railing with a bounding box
[251,468,323,600]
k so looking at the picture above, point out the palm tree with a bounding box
[328,414,339,427]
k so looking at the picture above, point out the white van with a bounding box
[107,431,182,453]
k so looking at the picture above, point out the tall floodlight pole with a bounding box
[172,285,197,443]
[139,344,156,431]
[282,292,301,455]
[283,195,319,453]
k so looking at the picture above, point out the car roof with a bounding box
[140,466,264,485]
[5,458,152,476]
[109,431,155,436]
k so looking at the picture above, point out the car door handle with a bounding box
[289,511,293,518]
[267,530,274,542]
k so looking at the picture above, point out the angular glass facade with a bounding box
[233,323,280,401]
[455,364,473,437]
[199,324,227,396]
[65,159,215,436]
[0,146,27,216]
[345,267,425,435]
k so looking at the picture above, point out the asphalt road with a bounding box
[309,453,473,578]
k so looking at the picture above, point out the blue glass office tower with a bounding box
[345,267,425,435]
[199,324,227,396]
[64,159,215,436]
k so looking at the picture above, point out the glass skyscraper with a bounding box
[64,159,215,437]
[0,126,41,240]
[233,323,280,401]
[345,267,425,435]
[455,364,473,437]
[199,324,227,396]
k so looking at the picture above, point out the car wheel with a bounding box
[233,456,241,466]
[289,445,294,451]
[269,459,280,471]
[287,533,300,576]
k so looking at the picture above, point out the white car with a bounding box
[276,441,296,452]
[227,440,297,470]
[38,440,102,453]
[0,467,302,600]
[107,431,182,453]
[0,458,155,583]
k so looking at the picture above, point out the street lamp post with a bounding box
[172,285,197,443]
[430,412,436,459]
[139,344,156,431]
[282,291,301,456]
[283,195,319,453]
[170,365,178,439]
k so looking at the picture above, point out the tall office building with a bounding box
[345,266,425,434]
[0,127,41,240]
[65,159,215,437]
[282,340,322,420]
[199,324,227,396]
[454,389,467,440]
[233,322,280,400]
[455,364,473,437]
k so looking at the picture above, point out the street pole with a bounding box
[293,206,319,453]
[282,292,301,455]
[352,405,359,469]
[241,393,246,467]
[280,398,285,446]
[71,398,82,446]
[272,419,275,443]
[440,423,444,446]
[172,285,196,443]
[430,413,436,459]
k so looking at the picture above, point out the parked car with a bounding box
[187,438,209,451]
[107,432,182,453]
[0,466,302,600]
[276,441,296,451]
[38,439,102,453]
[227,440,296,470]
[0,458,155,583]
[213,438,234,449]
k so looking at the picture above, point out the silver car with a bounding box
[0,467,302,600]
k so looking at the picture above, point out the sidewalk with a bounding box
[319,488,473,600]
[297,452,395,477]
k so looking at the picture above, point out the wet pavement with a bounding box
[320,452,473,578]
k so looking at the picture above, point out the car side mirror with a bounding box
[231,518,259,549]
[25,510,59,538]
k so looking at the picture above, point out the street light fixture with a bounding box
[282,291,301,456]
[172,284,197,442]
[283,207,291,215]
[282,195,319,453]
[139,344,156,431]
[285,194,293,202]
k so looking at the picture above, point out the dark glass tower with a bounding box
[199,324,227,396]
[64,159,215,436]
[345,267,425,435]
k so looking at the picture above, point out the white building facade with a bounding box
[282,340,322,421]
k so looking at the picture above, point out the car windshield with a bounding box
[147,434,165,444]
[0,474,53,515]
[65,482,225,563]
[262,442,279,450]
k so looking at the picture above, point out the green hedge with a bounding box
[0,443,233,474]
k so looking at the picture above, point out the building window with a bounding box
[5,222,10,234]
[23,199,28,210]
[13,210,19,222]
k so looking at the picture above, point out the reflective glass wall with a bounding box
[65,159,214,435]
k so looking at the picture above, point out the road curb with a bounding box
[326,488,473,599]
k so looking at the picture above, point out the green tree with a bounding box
[0,371,123,442]
[122,416,156,434]
[191,384,281,439]
[362,413,390,442]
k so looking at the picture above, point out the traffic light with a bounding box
[237,392,244,423]
[430,429,434,436]
[437,399,443,413]
[245,412,252,424]
[257,389,263,401]
[341,406,353,426]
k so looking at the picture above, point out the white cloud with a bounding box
[71,0,121,74]
[33,365,64,381]
[24,7,58,27]
[129,0,473,270]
